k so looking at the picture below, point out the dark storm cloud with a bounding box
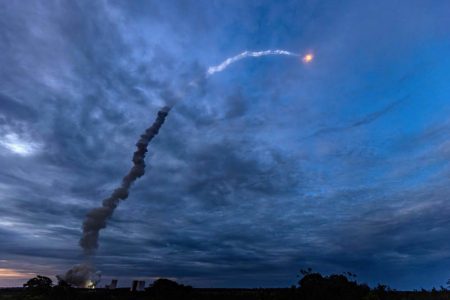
[0,93,37,121]
[225,89,249,119]
[184,141,301,207]
[323,182,450,284]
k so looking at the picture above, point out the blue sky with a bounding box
[1,0,450,289]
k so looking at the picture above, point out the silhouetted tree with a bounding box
[23,275,53,289]
[359,283,393,300]
[151,278,183,290]
[146,278,192,300]
[23,275,53,298]
[56,278,72,287]
[51,278,76,300]
[297,269,369,300]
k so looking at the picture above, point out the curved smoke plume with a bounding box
[207,49,298,76]
[79,107,170,255]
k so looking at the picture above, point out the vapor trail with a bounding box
[207,50,298,76]
[302,95,409,140]
[79,107,170,255]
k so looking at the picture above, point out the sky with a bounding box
[1,0,450,290]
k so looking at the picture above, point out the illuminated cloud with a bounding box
[0,133,41,156]
[0,268,33,279]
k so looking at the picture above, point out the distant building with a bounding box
[131,280,138,292]
[106,279,117,289]
[130,280,146,291]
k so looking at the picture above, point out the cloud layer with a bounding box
[1,0,450,290]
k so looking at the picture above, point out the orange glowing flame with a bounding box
[302,53,314,63]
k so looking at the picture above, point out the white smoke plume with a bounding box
[206,49,298,76]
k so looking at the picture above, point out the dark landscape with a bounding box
[2,271,450,300]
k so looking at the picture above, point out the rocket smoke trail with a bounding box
[61,49,299,286]
[206,49,298,76]
[79,49,299,254]
[60,107,170,287]
[79,107,170,255]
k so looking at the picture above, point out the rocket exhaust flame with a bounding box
[302,53,314,63]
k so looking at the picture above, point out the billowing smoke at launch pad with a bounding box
[57,264,100,289]
[61,49,306,287]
